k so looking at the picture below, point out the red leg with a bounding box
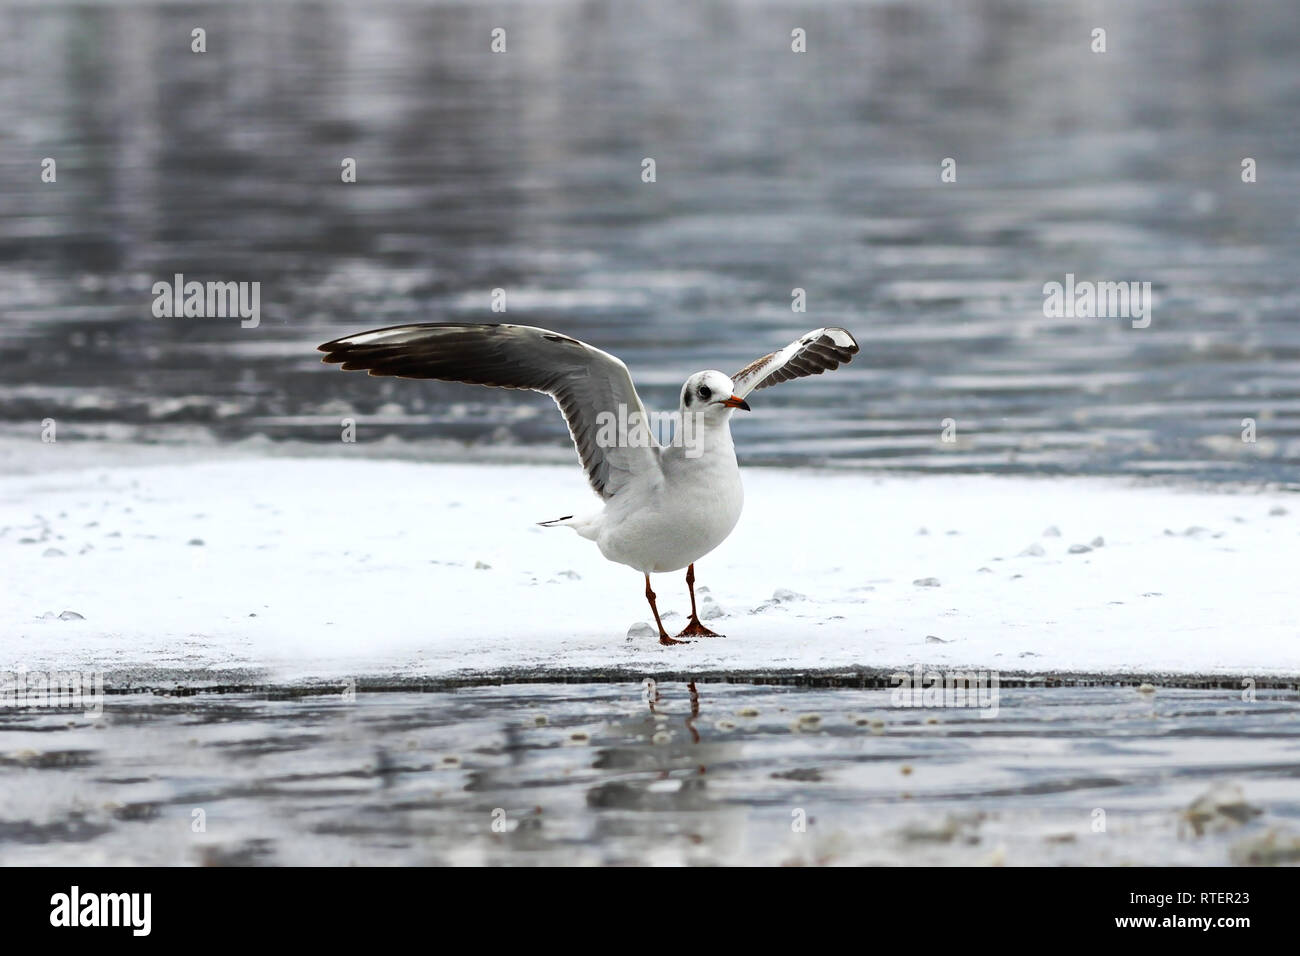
[646,574,687,646]
[686,680,702,749]
[675,563,723,638]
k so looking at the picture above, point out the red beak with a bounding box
[722,394,751,411]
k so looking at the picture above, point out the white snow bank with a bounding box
[1,447,1297,683]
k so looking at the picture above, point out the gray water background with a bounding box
[2,0,1299,479]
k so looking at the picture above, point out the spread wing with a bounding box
[317,323,661,500]
[730,328,860,399]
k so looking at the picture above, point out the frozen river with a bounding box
[2,0,1299,868]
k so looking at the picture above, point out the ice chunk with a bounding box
[1231,829,1300,865]
[626,622,657,641]
[1180,784,1262,837]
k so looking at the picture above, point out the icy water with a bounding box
[2,0,1300,479]
[2,683,1298,866]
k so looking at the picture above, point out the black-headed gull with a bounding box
[318,324,859,645]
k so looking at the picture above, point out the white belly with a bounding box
[596,456,744,574]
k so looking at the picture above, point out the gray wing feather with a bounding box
[318,323,660,499]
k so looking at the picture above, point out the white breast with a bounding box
[594,430,744,574]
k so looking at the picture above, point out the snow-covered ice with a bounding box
[1,442,1297,685]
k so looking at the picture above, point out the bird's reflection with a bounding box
[643,678,702,746]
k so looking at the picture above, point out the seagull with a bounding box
[317,324,860,645]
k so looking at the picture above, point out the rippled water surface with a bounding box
[1,0,1299,478]
[2,683,1298,865]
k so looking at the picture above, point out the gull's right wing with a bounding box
[318,323,662,500]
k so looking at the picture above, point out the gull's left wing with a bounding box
[730,328,860,399]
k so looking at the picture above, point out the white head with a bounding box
[679,370,750,423]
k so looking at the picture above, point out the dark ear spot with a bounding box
[683,390,693,407]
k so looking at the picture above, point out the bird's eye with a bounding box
[698,385,712,400]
